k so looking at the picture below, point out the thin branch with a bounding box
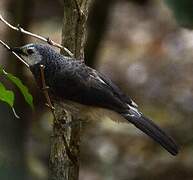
[0,40,29,67]
[0,14,74,57]
[39,65,57,121]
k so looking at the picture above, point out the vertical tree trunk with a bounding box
[49,1,91,180]
[85,0,114,67]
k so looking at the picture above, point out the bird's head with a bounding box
[12,43,54,67]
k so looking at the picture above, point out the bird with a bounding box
[12,43,179,156]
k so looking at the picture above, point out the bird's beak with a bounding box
[11,47,27,56]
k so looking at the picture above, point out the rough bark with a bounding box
[61,0,90,59]
[49,1,91,180]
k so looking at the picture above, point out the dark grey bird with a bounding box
[12,43,179,156]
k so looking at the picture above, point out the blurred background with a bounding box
[0,0,193,179]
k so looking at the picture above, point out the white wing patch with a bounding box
[131,99,138,108]
[90,69,140,118]
[127,104,142,117]
[90,73,107,85]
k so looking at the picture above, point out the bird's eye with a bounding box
[27,48,34,55]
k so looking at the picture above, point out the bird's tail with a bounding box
[122,111,179,156]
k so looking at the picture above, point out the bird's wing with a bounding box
[87,68,179,155]
[85,67,139,111]
[51,62,132,112]
[51,62,179,156]
[94,70,138,107]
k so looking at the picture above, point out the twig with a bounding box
[0,40,29,67]
[39,65,57,121]
[0,14,74,57]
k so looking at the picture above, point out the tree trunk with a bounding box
[49,1,91,180]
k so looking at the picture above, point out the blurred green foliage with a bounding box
[165,0,193,28]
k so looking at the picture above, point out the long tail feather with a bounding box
[123,114,179,156]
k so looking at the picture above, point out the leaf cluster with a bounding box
[0,66,33,117]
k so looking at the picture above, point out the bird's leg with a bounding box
[39,64,57,120]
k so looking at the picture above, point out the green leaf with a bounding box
[0,82,14,107]
[6,73,34,109]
